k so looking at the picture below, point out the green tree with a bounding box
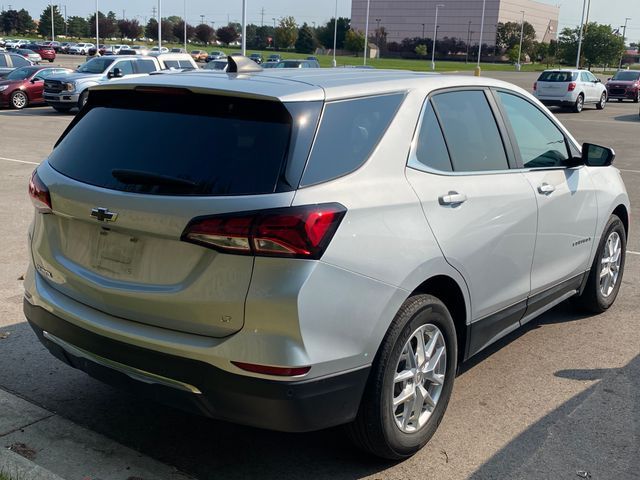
[144,18,158,41]
[275,16,298,49]
[38,5,65,38]
[316,17,350,49]
[295,23,316,53]
[415,44,427,56]
[118,19,143,40]
[1,9,35,35]
[559,23,625,68]
[172,20,195,44]
[214,25,235,45]
[67,16,89,38]
[89,11,118,39]
[496,21,536,55]
[344,29,365,54]
[252,25,274,49]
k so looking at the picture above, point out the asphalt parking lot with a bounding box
[0,69,638,479]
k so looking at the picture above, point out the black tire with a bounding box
[9,90,28,109]
[573,94,584,113]
[618,98,623,102]
[634,91,639,103]
[77,91,88,110]
[596,92,606,110]
[347,294,457,460]
[48,58,54,63]
[52,106,71,113]
[573,215,626,313]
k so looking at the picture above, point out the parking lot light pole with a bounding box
[241,0,247,55]
[516,10,525,71]
[618,17,630,70]
[95,0,99,52]
[332,0,338,67]
[363,0,370,65]
[431,4,443,71]
[576,0,587,68]
[158,0,162,52]
[475,0,485,76]
[50,2,55,42]
[183,0,187,52]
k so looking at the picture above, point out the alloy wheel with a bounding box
[11,91,27,109]
[392,323,446,433]
[600,231,622,298]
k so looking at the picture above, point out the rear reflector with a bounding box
[181,203,346,259]
[28,170,52,213]
[232,361,311,377]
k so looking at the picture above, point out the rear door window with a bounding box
[431,90,509,172]
[48,93,295,196]
[135,59,157,73]
[300,93,405,186]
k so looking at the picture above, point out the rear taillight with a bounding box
[28,170,52,213]
[568,82,576,92]
[533,81,537,91]
[182,203,346,259]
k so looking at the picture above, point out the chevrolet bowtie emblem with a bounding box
[90,207,118,222]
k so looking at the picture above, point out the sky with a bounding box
[6,0,640,41]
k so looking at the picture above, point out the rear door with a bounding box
[32,90,310,337]
[405,89,537,352]
[494,90,598,305]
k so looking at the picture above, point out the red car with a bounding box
[0,65,72,109]
[606,70,640,103]
[24,44,56,62]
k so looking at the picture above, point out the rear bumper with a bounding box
[24,300,369,432]
[537,98,576,107]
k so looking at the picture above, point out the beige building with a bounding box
[351,0,559,47]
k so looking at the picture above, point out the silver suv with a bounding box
[24,65,629,460]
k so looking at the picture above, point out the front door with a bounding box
[494,90,598,302]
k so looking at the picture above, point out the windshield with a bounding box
[77,57,115,73]
[6,66,39,80]
[612,71,640,81]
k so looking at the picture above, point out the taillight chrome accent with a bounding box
[28,170,52,213]
[181,203,346,260]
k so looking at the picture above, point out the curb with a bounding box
[0,446,65,480]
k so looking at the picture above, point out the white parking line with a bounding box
[619,169,640,174]
[628,250,640,256]
[0,156,39,165]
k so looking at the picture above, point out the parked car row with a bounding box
[0,65,73,108]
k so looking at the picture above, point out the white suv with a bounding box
[534,69,607,112]
[68,43,95,55]
[24,62,629,460]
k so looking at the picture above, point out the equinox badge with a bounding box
[91,207,118,222]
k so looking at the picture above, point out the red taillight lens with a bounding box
[533,82,537,91]
[182,203,346,259]
[28,170,52,213]
[232,361,311,377]
[568,82,576,92]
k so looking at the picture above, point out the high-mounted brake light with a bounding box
[568,82,577,92]
[181,203,346,259]
[232,361,311,377]
[28,171,52,213]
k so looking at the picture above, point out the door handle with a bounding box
[438,191,467,206]
[537,183,555,195]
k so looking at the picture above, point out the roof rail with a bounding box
[226,55,263,73]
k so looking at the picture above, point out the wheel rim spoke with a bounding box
[392,323,446,433]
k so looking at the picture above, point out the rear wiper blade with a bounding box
[111,169,197,187]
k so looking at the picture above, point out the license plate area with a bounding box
[92,229,142,276]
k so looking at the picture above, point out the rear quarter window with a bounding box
[300,93,405,186]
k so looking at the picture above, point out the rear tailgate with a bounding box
[30,88,317,337]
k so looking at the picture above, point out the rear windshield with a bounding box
[611,71,640,81]
[48,93,296,196]
[538,71,577,82]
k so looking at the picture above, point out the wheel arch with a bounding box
[410,274,469,367]
[612,204,629,239]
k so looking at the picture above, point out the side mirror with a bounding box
[582,143,615,167]
[108,67,123,79]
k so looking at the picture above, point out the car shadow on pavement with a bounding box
[469,354,640,479]
[613,114,640,123]
[0,107,73,117]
